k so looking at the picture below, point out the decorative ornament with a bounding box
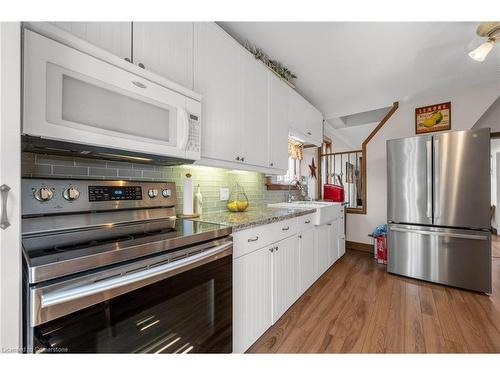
[309,157,317,179]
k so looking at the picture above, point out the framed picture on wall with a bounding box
[415,102,451,134]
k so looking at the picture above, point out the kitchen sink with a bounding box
[268,201,343,226]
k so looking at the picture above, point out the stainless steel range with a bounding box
[22,178,232,353]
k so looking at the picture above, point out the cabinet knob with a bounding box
[124,57,131,63]
[298,235,302,239]
[138,62,145,69]
[270,162,274,167]
[241,157,245,162]
[269,247,274,253]
[307,131,312,136]
[236,156,240,161]
[274,246,278,251]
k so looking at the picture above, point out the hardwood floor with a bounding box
[247,250,500,353]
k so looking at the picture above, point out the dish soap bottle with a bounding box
[194,184,203,216]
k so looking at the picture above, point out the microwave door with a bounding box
[387,135,433,225]
[433,129,490,229]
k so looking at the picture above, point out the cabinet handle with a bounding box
[305,220,311,224]
[247,236,259,242]
[270,162,274,167]
[282,226,290,231]
[1,184,11,230]
[124,57,131,63]
[307,131,312,135]
[138,62,145,69]
[274,246,278,251]
[241,157,245,162]
[327,223,332,226]
[269,247,274,253]
[298,235,302,239]
[236,156,240,161]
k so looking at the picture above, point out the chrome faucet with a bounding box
[288,178,311,202]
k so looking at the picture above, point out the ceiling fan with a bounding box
[468,22,500,62]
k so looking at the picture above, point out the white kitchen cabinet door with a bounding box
[272,236,299,323]
[298,228,315,295]
[194,23,241,163]
[338,217,346,258]
[328,219,340,265]
[240,53,269,167]
[233,246,273,353]
[133,22,194,89]
[0,22,22,351]
[268,74,290,171]
[50,22,132,60]
[315,224,330,277]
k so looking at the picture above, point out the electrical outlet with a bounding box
[220,188,229,201]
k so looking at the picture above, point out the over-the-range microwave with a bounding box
[22,29,201,165]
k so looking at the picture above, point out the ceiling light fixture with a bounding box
[468,22,500,62]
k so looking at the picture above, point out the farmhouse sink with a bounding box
[268,201,343,226]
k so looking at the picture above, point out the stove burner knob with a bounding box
[148,189,158,198]
[63,187,80,201]
[162,189,172,198]
[34,187,54,202]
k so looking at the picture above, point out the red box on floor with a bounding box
[376,235,387,264]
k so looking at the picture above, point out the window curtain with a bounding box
[288,139,303,160]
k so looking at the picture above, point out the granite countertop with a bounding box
[192,206,316,232]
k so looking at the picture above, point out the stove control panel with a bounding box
[22,179,177,216]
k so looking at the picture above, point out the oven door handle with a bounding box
[32,241,232,327]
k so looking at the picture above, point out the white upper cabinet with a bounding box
[50,22,132,60]
[289,89,323,145]
[132,22,194,89]
[194,22,241,163]
[268,74,290,171]
[240,53,269,167]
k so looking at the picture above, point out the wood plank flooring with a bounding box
[247,250,500,353]
[492,235,500,258]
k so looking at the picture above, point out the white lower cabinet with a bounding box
[315,224,330,277]
[233,246,273,353]
[298,228,315,295]
[272,235,299,323]
[233,214,345,352]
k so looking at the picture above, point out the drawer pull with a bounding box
[247,236,259,242]
[305,220,311,224]
[282,226,290,231]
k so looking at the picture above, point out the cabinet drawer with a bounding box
[233,218,298,259]
[297,213,315,232]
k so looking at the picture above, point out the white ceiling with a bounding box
[218,22,500,119]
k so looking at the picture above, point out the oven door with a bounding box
[23,29,201,160]
[28,241,232,353]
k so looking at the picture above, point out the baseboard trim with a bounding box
[346,241,372,254]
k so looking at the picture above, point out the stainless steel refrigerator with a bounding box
[387,128,491,293]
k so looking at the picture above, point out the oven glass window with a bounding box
[32,255,232,353]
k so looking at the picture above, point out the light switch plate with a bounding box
[220,188,229,201]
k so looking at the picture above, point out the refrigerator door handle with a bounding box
[426,140,432,219]
[390,226,488,240]
[433,139,440,219]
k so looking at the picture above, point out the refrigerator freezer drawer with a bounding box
[388,224,491,293]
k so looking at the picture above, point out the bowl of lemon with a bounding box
[226,183,249,212]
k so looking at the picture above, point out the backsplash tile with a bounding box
[22,152,287,213]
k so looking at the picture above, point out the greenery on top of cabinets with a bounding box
[244,41,297,88]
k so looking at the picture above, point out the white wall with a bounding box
[347,80,500,244]
[326,122,377,152]
[300,147,318,200]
